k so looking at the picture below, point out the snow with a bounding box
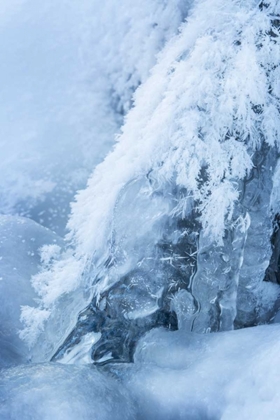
[0,0,118,234]
[120,324,280,420]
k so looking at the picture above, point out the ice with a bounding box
[1,1,280,418]
[0,215,63,367]
[0,363,135,420]
[190,213,250,333]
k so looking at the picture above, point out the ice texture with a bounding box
[235,147,280,328]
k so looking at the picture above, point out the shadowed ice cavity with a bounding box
[0,215,64,367]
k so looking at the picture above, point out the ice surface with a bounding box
[0,363,135,420]
[0,215,63,367]
[58,332,102,365]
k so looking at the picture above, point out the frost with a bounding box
[19,307,50,348]
[69,0,279,256]
[40,244,62,267]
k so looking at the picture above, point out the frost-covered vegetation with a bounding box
[1,0,280,418]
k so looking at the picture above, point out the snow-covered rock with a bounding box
[120,324,280,420]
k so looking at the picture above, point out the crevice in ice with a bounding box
[265,214,280,284]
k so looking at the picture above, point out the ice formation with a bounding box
[1,0,280,418]
[118,324,280,419]
[20,0,280,365]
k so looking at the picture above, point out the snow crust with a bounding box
[121,324,280,419]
